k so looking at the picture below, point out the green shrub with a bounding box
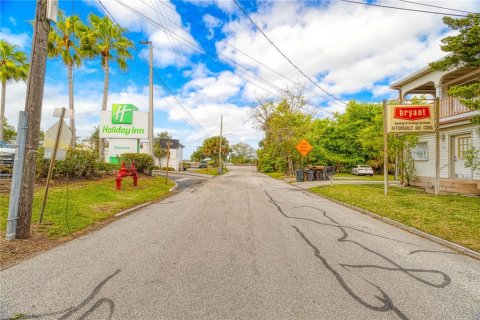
[36,147,50,179]
[161,167,175,171]
[53,149,99,178]
[98,162,120,171]
[119,153,154,174]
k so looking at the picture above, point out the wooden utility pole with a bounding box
[383,100,389,196]
[434,98,440,196]
[16,0,51,238]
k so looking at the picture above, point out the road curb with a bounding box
[306,191,480,261]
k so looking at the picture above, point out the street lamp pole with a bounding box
[140,41,154,158]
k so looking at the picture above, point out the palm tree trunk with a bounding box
[0,80,6,141]
[99,57,109,160]
[68,62,76,149]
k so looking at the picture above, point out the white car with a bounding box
[0,140,16,167]
[351,165,374,176]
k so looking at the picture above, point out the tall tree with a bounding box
[201,136,230,167]
[429,13,480,121]
[0,40,29,141]
[82,14,133,158]
[230,142,256,164]
[153,131,172,161]
[48,13,87,148]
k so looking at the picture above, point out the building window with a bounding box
[411,142,428,161]
[458,136,472,159]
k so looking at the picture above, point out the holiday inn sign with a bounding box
[99,104,149,139]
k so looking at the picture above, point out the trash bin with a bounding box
[295,170,304,182]
[307,170,315,181]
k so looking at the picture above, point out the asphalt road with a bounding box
[1,166,479,320]
[155,170,212,190]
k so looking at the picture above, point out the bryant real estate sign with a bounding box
[99,104,148,139]
[386,104,436,133]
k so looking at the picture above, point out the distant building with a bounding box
[390,64,480,195]
[141,139,184,171]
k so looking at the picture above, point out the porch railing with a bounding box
[439,96,471,118]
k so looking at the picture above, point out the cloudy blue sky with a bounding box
[2,0,479,157]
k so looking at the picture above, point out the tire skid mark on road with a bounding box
[264,190,453,320]
[292,226,409,320]
[9,269,121,320]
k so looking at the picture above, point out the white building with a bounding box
[141,140,184,171]
[390,65,480,195]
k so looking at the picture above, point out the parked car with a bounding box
[351,164,374,176]
[0,140,15,167]
[199,160,208,168]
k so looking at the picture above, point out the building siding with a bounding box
[413,123,480,180]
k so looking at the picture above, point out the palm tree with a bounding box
[0,40,29,141]
[48,13,87,148]
[82,14,133,159]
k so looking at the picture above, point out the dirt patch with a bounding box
[0,179,11,194]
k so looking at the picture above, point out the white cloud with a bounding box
[9,17,17,26]
[92,0,200,68]
[217,0,480,100]
[0,28,30,49]
[203,13,222,40]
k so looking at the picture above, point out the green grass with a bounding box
[194,167,229,176]
[334,173,396,181]
[0,176,175,238]
[265,172,288,179]
[310,184,480,252]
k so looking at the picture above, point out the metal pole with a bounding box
[435,98,440,195]
[6,112,29,240]
[39,107,65,223]
[219,114,223,175]
[140,40,154,158]
[148,43,154,158]
[383,99,389,196]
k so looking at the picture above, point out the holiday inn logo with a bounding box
[100,103,148,139]
[111,104,139,124]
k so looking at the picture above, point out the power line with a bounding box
[338,0,470,17]
[114,0,287,97]
[232,0,348,106]
[132,0,340,115]
[396,0,474,14]
[96,0,210,136]
[154,0,346,107]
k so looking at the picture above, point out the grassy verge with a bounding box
[265,172,287,179]
[334,173,396,181]
[310,184,480,252]
[194,167,229,176]
[0,176,175,238]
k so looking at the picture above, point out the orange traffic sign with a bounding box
[296,139,312,156]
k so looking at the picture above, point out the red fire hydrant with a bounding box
[115,162,138,190]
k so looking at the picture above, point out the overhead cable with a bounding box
[337,0,470,17]
[97,0,210,135]
[154,0,346,107]
[396,0,474,14]
[232,0,348,106]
